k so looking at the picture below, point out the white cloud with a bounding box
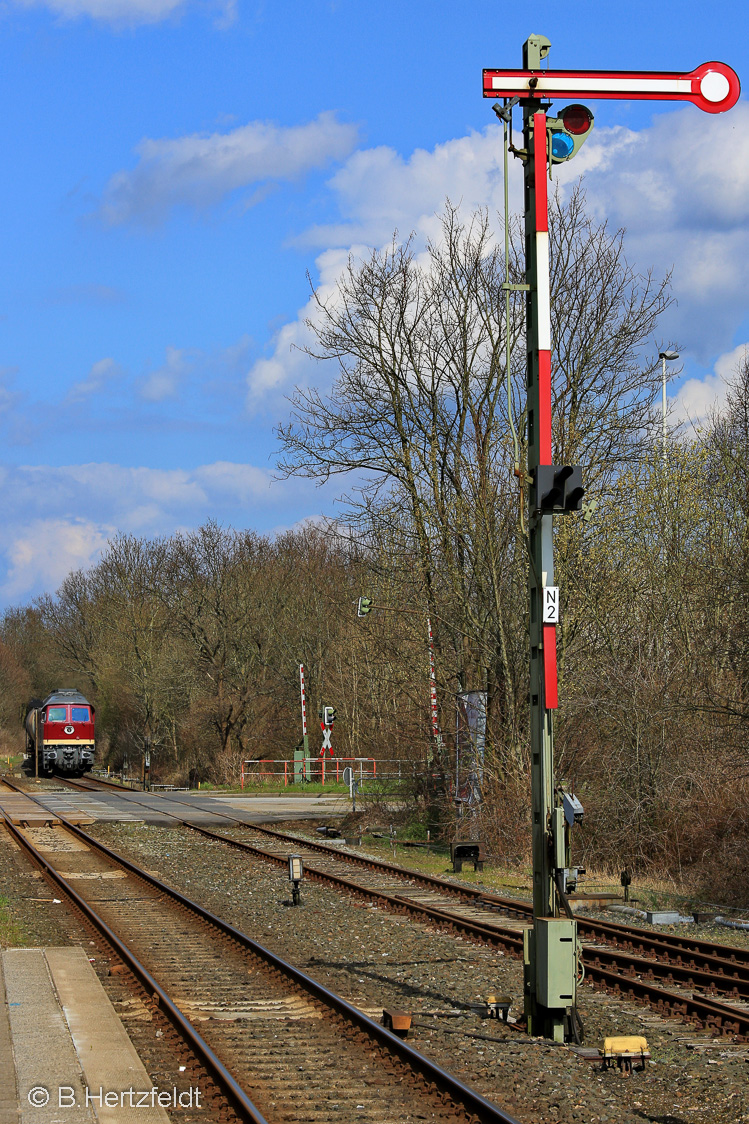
[714,343,749,383]
[247,248,351,405]
[13,461,275,518]
[246,125,532,405]
[0,518,112,601]
[556,103,749,356]
[59,337,253,417]
[99,113,359,226]
[295,129,513,251]
[250,104,749,403]
[194,461,274,504]
[0,456,343,602]
[14,0,185,24]
[68,357,123,401]
[0,459,318,603]
[11,0,233,27]
[671,372,726,429]
[577,106,749,233]
[671,343,749,428]
[137,347,189,402]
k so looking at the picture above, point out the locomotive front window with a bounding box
[71,706,90,721]
[46,706,67,721]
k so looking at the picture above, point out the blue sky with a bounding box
[0,0,747,604]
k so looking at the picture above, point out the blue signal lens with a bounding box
[551,132,574,160]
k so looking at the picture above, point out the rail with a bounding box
[6,773,749,1042]
[0,790,522,1124]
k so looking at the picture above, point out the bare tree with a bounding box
[277,194,672,782]
[161,522,278,761]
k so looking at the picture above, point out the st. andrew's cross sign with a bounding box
[482,35,739,1044]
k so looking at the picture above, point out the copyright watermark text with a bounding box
[27,1085,202,1109]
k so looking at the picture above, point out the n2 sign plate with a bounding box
[482,61,740,114]
[543,586,559,624]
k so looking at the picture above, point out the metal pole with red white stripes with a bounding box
[516,35,572,1047]
[425,615,443,764]
[426,617,446,767]
[524,93,559,938]
[427,617,439,739]
[296,664,309,783]
[299,663,308,739]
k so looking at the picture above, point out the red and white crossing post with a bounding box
[295,664,309,783]
[484,34,739,1042]
[426,617,445,762]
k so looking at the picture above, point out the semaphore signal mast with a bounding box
[482,34,739,1044]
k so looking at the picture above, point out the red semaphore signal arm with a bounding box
[482,61,740,113]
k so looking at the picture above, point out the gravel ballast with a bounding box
[73,821,749,1124]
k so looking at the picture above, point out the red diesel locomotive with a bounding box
[24,689,96,775]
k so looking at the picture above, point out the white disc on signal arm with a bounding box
[700,71,730,102]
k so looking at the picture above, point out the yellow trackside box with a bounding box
[535,917,576,1007]
[603,1036,648,1056]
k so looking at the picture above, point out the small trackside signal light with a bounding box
[323,705,336,726]
[288,854,304,906]
[357,596,373,617]
[546,103,594,164]
[534,465,586,513]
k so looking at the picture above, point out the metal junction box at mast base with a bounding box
[525,918,576,1011]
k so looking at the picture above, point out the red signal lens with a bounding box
[559,104,593,135]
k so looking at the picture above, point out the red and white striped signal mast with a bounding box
[483,35,739,1044]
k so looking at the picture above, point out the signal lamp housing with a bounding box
[546,104,594,164]
[559,103,593,135]
[534,464,586,514]
[357,596,373,617]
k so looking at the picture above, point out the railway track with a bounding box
[192,826,749,1037]
[0,796,520,1124]
[73,776,749,963]
[8,774,749,1040]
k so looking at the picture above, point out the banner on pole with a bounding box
[456,691,487,807]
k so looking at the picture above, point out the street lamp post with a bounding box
[659,350,679,457]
